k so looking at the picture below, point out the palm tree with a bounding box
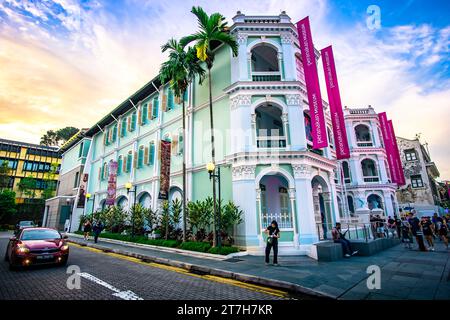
[180,6,238,247]
[160,38,205,242]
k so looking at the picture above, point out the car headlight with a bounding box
[16,245,30,254]
[60,244,69,251]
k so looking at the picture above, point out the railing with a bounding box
[316,220,401,243]
[252,72,281,82]
[257,136,286,148]
[349,109,370,115]
[262,212,292,229]
[363,176,380,183]
[356,141,373,147]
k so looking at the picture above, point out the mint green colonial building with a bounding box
[68,12,356,257]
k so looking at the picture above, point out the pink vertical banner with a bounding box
[106,161,118,206]
[320,45,350,159]
[378,112,398,184]
[388,120,406,186]
[296,16,328,149]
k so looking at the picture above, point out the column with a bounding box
[370,120,381,147]
[229,94,252,154]
[289,188,299,248]
[232,165,259,247]
[292,164,319,245]
[329,174,341,224]
[281,33,296,81]
[350,158,363,185]
[286,94,307,151]
[232,33,249,82]
[383,192,395,217]
[281,113,289,148]
[378,157,389,183]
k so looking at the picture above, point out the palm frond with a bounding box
[211,32,238,57]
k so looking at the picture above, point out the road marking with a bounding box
[70,243,288,298]
[78,272,143,300]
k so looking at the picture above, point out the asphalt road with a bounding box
[0,233,287,300]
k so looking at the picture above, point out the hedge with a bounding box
[73,231,238,254]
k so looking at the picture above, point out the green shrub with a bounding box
[208,246,239,255]
[179,241,211,252]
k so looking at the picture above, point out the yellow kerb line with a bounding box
[69,243,288,298]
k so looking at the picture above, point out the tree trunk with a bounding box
[208,67,217,247]
[182,92,187,242]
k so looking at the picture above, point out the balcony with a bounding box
[363,176,380,183]
[252,72,281,82]
[256,136,286,148]
[356,141,374,147]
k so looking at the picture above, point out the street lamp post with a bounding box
[126,182,137,238]
[206,162,221,248]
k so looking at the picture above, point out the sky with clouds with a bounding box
[0,0,449,178]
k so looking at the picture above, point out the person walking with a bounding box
[408,212,426,252]
[395,215,402,239]
[422,216,435,251]
[437,218,449,249]
[83,219,92,241]
[401,217,413,249]
[264,220,280,266]
[332,223,358,258]
[92,220,104,244]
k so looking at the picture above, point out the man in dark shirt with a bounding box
[408,212,426,251]
[332,223,358,258]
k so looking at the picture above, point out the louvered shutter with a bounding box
[144,147,149,165]
[172,135,178,155]
[138,109,142,126]
[149,143,155,165]
[147,102,153,120]
[127,117,131,132]
[98,167,101,180]
[162,94,167,112]
[123,156,127,173]
[133,151,137,168]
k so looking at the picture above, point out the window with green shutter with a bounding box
[183,90,188,102]
[117,156,123,175]
[112,124,118,142]
[178,130,184,155]
[152,98,159,119]
[131,112,137,131]
[138,146,144,168]
[167,89,174,111]
[149,142,155,165]
[126,152,132,172]
[121,118,127,137]
[142,103,148,124]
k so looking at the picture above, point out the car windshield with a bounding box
[21,229,61,241]
[19,221,34,226]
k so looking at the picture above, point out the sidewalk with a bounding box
[68,235,450,300]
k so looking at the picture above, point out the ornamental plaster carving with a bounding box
[285,94,302,106]
[292,164,311,179]
[232,165,256,181]
[281,33,294,45]
[230,95,252,110]
[236,33,248,45]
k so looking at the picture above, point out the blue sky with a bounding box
[0,0,449,177]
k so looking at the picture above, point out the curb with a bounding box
[68,237,335,300]
[67,233,246,261]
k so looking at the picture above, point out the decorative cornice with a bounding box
[224,81,306,96]
[236,33,248,45]
[281,32,294,45]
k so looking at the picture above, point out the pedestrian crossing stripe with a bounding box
[69,243,289,298]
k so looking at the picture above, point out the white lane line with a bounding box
[78,272,143,300]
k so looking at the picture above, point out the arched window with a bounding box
[304,112,313,143]
[138,192,151,209]
[367,194,383,210]
[342,161,351,184]
[361,158,379,182]
[354,124,373,147]
[255,103,285,148]
[347,195,355,214]
[251,45,280,81]
[327,127,334,149]
[101,162,108,180]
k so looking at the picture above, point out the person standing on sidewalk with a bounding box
[92,220,104,244]
[264,221,280,266]
[83,219,92,241]
[408,212,426,252]
[401,217,413,249]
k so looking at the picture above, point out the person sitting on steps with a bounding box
[332,223,358,258]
